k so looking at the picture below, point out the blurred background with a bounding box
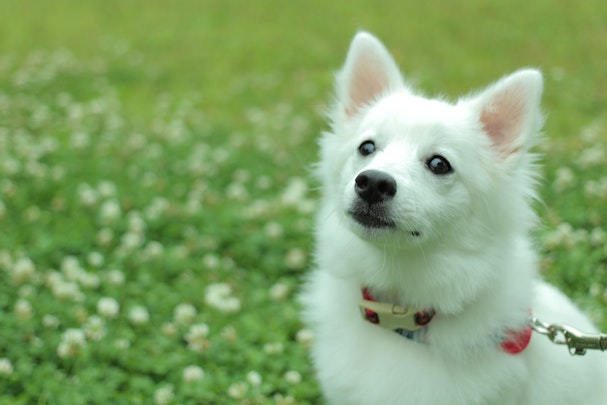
[0,1,605,403]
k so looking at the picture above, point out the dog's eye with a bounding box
[359,141,376,156]
[426,155,453,175]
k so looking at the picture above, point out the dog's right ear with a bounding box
[336,32,405,117]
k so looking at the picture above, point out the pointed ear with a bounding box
[336,32,406,117]
[469,69,543,156]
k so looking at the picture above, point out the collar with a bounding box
[359,288,532,354]
[359,288,435,342]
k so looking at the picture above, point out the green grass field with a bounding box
[0,1,606,403]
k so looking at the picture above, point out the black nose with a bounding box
[354,170,397,204]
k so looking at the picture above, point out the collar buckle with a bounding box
[359,298,430,331]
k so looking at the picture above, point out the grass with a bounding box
[0,1,606,403]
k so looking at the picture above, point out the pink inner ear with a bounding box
[346,60,389,117]
[480,91,526,152]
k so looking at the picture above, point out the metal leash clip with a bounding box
[529,317,607,356]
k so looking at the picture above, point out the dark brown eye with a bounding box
[359,141,376,156]
[426,155,453,175]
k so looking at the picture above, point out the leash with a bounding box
[529,317,607,356]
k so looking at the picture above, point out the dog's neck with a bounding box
[358,286,533,354]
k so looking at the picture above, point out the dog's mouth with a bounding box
[349,210,397,229]
[348,204,421,237]
[348,199,397,229]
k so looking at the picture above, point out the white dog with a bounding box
[300,32,607,404]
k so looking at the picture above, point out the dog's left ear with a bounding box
[468,69,543,157]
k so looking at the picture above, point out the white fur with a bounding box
[301,32,607,404]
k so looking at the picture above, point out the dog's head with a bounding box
[318,32,543,248]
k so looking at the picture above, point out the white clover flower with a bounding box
[120,231,144,251]
[127,211,146,234]
[59,256,99,289]
[243,199,271,218]
[247,370,262,386]
[182,365,205,383]
[1,158,19,176]
[227,381,248,400]
[142,241,164,260]
[87,251,104,267]
[590,228,606,247]
[57,328,86,358]
[78,272,100,289]
[273,394,296,405]
[543,223,575,250]
[144,197,169,220]
[173,303,197,325]
[128,306,150,325]
[50,278,84,302]
[284,248,306,269]
[585,178,607,199]
[45,271,61,287]
[61,256,83,280]
[84,315,106,341]
[97,228,114,246]
[580,121,603,143]
[264,222,283,239]
[0,358,13,376]
[99,199,122,223]
[552,167,575,192]
[0,250,11,268]
[205,282,231,299]
[153,384,174,405]
[78,183,98,206]
[263,342,284,355]
[226,182,248,201]
[281,177,308,206]
[590,283,603,298]
[577,145,606,168]
[114,338,131,350]
[284,370,302,385]
[202,253,220,270]
[185,323,210,352]
[97,297,120,319]
[11,257,36,285]
[97,180,117,198]
[42,314,60,329]
[217,297,241,313]
[295,328,315,347]
[71,131,90,149]
[269,282,290,301]
[14,299,32,321]
[205,283,241,313]
[106,269,125,286]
